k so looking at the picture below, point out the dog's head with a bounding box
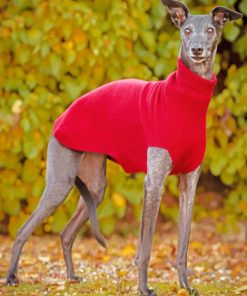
[161,0,242,64]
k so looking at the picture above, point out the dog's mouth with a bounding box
[190,56,206,64]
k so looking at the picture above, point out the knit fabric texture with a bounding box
[53,59,217,175]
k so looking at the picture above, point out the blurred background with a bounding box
[0,0,246,239]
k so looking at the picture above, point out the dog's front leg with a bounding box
[135,147,172,296]
[177,166,201,296]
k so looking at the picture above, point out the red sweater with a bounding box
[53,59,217,175]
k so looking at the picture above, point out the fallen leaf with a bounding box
[177,288,190,296]
[237,285,247,292]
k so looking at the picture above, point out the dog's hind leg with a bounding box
[6,136,82,286]
[61,196,87,281]
[60,153,107,281]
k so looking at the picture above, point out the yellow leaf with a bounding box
[120,244,135,257]
[117,269,128,277]
[112,192,126,208]
[190,241,203,249]
[72,28,88,45]
[102,255,111,262]
[11,100,23,114]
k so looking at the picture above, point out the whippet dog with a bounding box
[7,1,242,295]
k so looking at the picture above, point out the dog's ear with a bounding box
[211,7,243,28]
[161,0,190,28]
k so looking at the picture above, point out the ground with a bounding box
[0,222,246,296]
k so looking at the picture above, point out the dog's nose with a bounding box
[191,47,203,56]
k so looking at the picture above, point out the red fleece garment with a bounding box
[53,59,217,175]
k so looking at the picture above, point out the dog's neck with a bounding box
[179,45,217,80]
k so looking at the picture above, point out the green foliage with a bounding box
[0,0,246,237]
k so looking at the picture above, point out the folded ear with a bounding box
[211,7,243,28]
[161,0,190,28]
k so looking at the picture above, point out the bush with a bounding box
[0,0,246,237]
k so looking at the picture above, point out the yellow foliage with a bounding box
[0,0,246,237]
[112,192,126,209]
[120,244,136,257]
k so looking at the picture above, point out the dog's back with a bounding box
[53,78,148,172]
[53,59,216,175]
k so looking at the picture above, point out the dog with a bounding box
[7,1,242,295]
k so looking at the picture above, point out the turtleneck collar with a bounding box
[176,59,217,97]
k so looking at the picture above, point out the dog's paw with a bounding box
[67,275,83,283]
[189,288,200,296]
[148,289,157,296]
[140,288,157,296]
[6,274,19,286]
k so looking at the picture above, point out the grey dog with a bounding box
[6,1,242,295]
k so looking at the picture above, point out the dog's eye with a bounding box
[207,27,215,34]
[184,28,192,35]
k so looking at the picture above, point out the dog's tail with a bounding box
[75,176,106,249]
